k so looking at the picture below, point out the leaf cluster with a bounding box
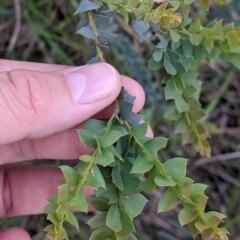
[45,88,229,240]
[109,35,160,107]
[74,0,181,62]
[44,0,237,239]
[74,0,240,157]
[148,16,240,157]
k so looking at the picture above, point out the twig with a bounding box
[115,15,136,39]
[201,165,240,187]
[194,151,240,167]
[6,0,21,55]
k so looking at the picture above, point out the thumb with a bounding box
[0,228,31,240]
[0,63,121,145]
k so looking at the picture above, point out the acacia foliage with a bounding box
[43,0,239,239]
[44,92,228,240]
[75,0,240,157]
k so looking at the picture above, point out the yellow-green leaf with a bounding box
[169,29,181,42]
[178,205,197,226]
[57,184,71,204]
[163,158,188,181]
[176,177,193,197]
[154,174,177,187]
[158,188,179,212]
[65,208,79,230]
[60,165,80,186]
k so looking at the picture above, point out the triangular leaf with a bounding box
[79,154,92,163]
[77,26,96,40]
[88,195,110,211]
[106,203,122,232]
[165,77,182,100]
[87,212,107,229]
[107,145,123,160]
[75,0,101,14]
[153,49,163,62]
[47,212,59,225]
[175,96,190,113]
[57,184,71,204]
[158,188,179,212]
[190,183,208,198]
[83,119,107,135]
[176,177,193,197]
[96,181,118,204]
[60,166,80,187]
[156,34,168,48]
[122,171,141,196]
[164,55,177,75]
[84,174,99,189]
[120,193,148,218]
[91,165,106,189]
[65,208,79,230]
[131,122,148,140]
[101,130,123,147]
[189,34,203,46]
[95,149,115,167]
[191,193,208,211]
[178,205,197,226]
[77,129,97,148]
[131,20,150,35]
[119,100,134,121]
[189,221,200,237]
[164,102,182,120]
[154,174,177,187]
[143,137,168,157]
[163,158,188,181]
[118,211,135,237]
[205,211,226,227]
[44,203,58,214]
[169,29,181,42]
[89,227,112,240]
[131,152,153,174]
[112,165,124,191]
[70,189,88,213]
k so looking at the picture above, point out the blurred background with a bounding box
[0,0,240,239]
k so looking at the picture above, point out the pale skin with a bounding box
[0,59,152,240]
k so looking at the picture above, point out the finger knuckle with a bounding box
[4,70,51,125]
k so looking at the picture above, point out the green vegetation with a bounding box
[1,0,240,240]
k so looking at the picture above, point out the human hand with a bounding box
[0,60,147,240]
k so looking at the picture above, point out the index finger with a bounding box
[0,59,69,72]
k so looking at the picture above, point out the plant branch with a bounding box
[87,11,105,62]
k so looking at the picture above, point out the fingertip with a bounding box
[64,63,122,105]
[146,124,154,138]
[0,227,31,240]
